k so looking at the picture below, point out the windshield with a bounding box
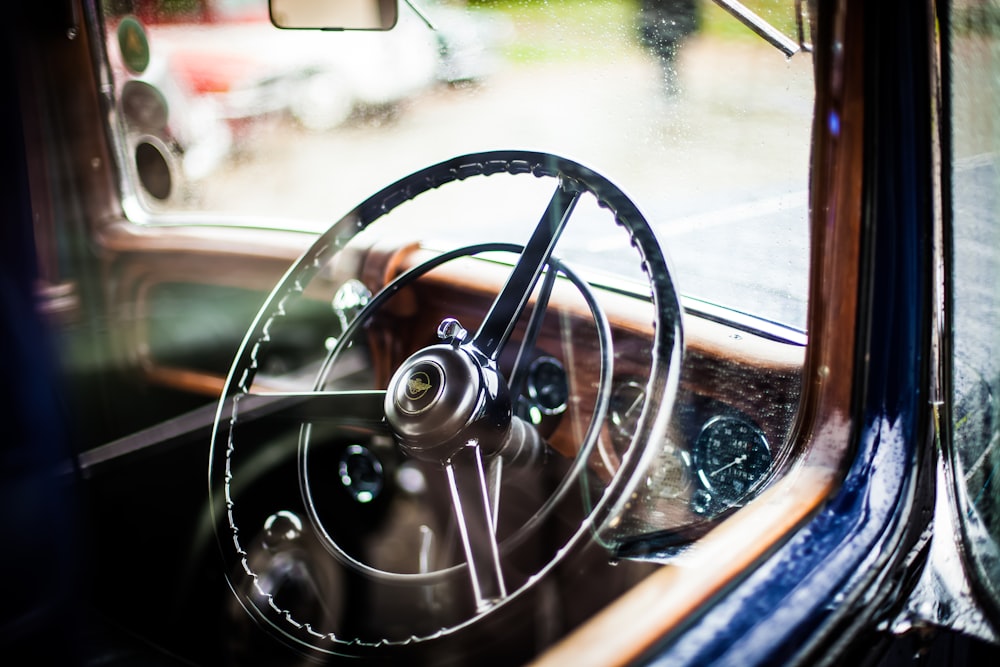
[103,0,814,330]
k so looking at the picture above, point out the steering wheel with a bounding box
[209,151,682,661]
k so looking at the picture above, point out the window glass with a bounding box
[103,0,814,329]
[949,0,1000,611]
[74,1,817,655]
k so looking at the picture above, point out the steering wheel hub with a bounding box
[396,361,445,415]
[385,344,512,463]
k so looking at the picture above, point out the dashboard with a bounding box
[113,231,803,550]
[86,157,805,662]
[83,219,805,663]
[357,242,804,552]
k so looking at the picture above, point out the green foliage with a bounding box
[468,0,642,64]
[700,0,800,42]
[461,0,801,66]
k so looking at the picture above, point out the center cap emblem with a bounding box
[394,361,444,416]
[406,372,433,400]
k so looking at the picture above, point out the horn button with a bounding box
[384,342,511,464]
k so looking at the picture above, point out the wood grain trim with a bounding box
[531,464,836,666]
[141,366,288,397]
[368,245,805,376]
[680,315,803,441]
[141,366,227,397]
[100,226,412,398]
[361,244,805,452]
[97,219,314,262]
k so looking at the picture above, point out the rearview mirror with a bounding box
[270,0,398,30]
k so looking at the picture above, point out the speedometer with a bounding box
[691,415,771,512]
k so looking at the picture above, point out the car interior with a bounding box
[10,0,980,665]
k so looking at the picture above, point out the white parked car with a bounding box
[136,0,440,132]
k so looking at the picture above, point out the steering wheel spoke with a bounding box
[473,182,580,359]
[229,389,386,427]
[445,444,507,612]
[507,263,559,401]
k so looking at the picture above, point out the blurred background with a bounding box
[109,0,814,329]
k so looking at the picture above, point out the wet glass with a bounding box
[948,0,1000,616]
[103,0,814,329]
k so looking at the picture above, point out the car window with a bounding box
[103,0,814,330]
[948,0,1000,618]
[11,0,853,661]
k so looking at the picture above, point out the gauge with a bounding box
[609,380,646,447]
[691,416,771,511]
[338,444,384,504]
[652,445,693,500]
[526,356,569,416]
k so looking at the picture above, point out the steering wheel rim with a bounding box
[209,150,683,657]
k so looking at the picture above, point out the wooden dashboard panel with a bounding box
[106,228,805,541]
[363,244,804,452]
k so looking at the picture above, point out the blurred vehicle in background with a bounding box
[134,0,439,132]
[107,0,504,196]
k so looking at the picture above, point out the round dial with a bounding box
[609,381,646,446]
[691,416,771,510]
[526,356,569,415]
[338,444,384,504]
[654,446,693,499]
